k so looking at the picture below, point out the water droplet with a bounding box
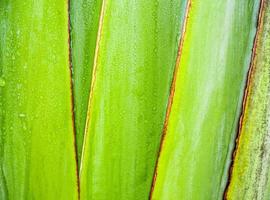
[0,78,5,87]
[19,113,26,118]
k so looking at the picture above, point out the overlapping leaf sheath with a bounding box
[0,1,78,199]
[70,0,102,163]
[151,1,261,199]
[226,1,270,199]
[80,0,188,199]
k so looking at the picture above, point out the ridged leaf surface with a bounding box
[80,0,188,199]
[151,1,260,199]
[0,1,78,199]
[70,0,102,163]
[227,1,270,199]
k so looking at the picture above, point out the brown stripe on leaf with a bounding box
[149,0,192,199]
[79,0,107,174]
[67,0,81,198]
[223,0,266,198]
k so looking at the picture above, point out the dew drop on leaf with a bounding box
[19,113,26,118]
[0,77,6,87]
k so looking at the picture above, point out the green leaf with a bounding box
[80,0,188,199]
[151,1,261,199]
[226,1,270,199]
[70,0,103,164]
[0,1,78,199]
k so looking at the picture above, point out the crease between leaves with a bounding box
[67,0,80,197]
[224,0,267,198]
[79,0,106,174]
[150,0,261,199]
[149,0,192,198]
[223,0,266,199]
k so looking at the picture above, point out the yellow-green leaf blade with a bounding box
[227,1,270,199]
[152,1,261,199]
[0,1,78,199]
[80,0,188,199]
[70,0,103,164]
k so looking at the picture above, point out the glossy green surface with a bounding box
[227,1,270,199]
[0,1,78,199]
[152,1,260,199]
[80,0,188,199]
[70,0,102,163]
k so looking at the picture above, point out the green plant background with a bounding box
[0,0,269,200]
